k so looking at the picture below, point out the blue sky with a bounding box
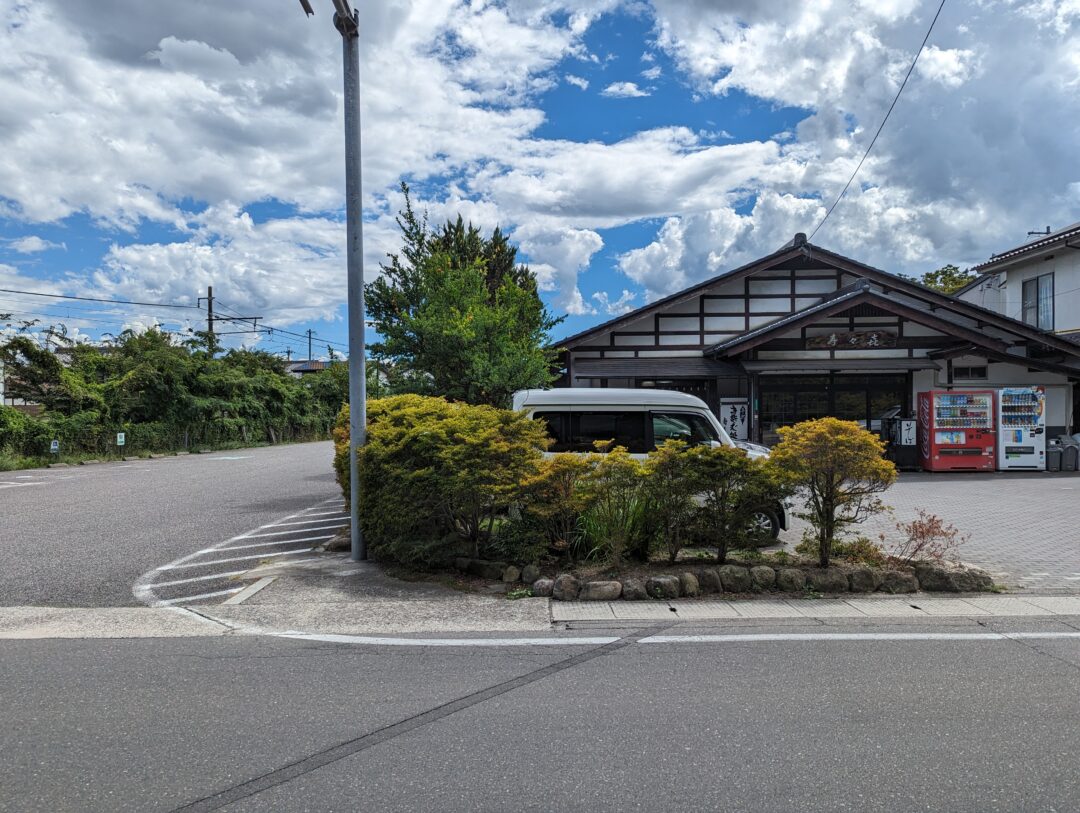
[1,0,1078,358]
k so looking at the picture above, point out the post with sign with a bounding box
[50,439,60,459]
[116,432,126,459]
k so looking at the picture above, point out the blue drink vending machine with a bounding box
[997,386,1046,471]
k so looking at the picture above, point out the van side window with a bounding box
[532,412,571,452]
[651,412,719,447]
[571,412,648,453]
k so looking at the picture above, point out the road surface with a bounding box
[0,443,340,607]
[3,617,1080,812]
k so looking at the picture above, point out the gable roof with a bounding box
[560,236,1080,358]
[705,280,1010,357]
[971,221,1080,274]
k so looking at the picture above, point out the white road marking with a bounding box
[639,631,1080,644]
[234,524,344,539]
[0,482,46,489]
[151,570,250,588]
[207,455,253,460]
[214,535,336,551]
[263,517,349,528]
[157,587,246,605]
[295,509,347,517]
[275,632,620,647]
[157,548,314,570]
[222,577,277,605]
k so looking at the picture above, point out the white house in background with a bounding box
[958,222,1080,338]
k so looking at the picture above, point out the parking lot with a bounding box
[782,471,1080,591]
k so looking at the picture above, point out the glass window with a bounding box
[1038,273,1054,330]
[532,411,571,453]
[953,366,988,380]
[651,412,719,447]
[570,412,648,453]
[1022,278,1038,327]
[1023,274,1054,330]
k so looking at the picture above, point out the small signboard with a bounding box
[806,330,897,349]
[116,432,126,447]
[50,439,60,454]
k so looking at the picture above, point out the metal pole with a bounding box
[337,9,367,561]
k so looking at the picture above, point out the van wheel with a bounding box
[746,509,780,545]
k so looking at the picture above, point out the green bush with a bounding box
[345,394,548,567]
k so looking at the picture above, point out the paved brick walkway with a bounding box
[781,471,1080,590]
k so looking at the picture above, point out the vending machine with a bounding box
[918,390,996,471]
[997,386,1046,471]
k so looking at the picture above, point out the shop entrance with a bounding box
[758,374,908,445]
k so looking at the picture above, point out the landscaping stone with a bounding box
[776,568,806,592]
[531,578,554,597]
[521,564,540,585]
[848,567,876,593]
[579,581,622,601]
[501,565,521,583]
[750,565,776,590]
[621,578,648,600]
[552,574,581,601]
[805,568,850,593]
[454,557,472,573]
[679,572,700,598]
[646,575,680,600]
[967,567,994,591]
[717,564,752,593]
[878,570,919,594]
[698,568,722,594]
[913,563,956,592]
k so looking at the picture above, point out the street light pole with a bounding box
[301,0,367,561]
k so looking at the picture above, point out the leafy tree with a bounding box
[912,264,977,294]
[685,444,784,564]
[643,439,701,563]
[520,452,593,557]
[768,418,897,567]
[367,183,562,407]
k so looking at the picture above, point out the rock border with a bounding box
[454,558,994,599]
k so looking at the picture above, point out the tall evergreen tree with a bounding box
[367,182,562,407]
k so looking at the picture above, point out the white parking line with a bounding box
[157,548,314,570]
[151,570,250,588]
[296,509,348,518]
[215,535,336,551]
[235,524,344,539]
[158,587,246,605]
[263,517,349,528]
[0,482,46,489]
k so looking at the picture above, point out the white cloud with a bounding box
[5,236,65,253]
[640,65,662,79]
[592,289,636,314]
[917,45,979,88]
[601,81,650,97]
[565,74,590,89]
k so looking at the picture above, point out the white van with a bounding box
[511,388,790,540]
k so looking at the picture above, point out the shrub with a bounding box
[768,417,896,568]
[687,444,786,564]
[643,439,701,563]
[889,510,967,565]
[352,394,547,566]
[578,446,646,568]
[519,453,593,557]
[795,532,888,567]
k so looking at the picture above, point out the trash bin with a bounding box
[1063,444,1079,472]
[1048,447,1063,472]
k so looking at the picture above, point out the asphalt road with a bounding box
[4,617,1080,812]
[0,443,340,607]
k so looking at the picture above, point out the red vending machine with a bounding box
[918,390,996,471]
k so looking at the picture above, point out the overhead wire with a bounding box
[807,0,949,241]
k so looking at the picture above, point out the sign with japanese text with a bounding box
[806,330,897,350]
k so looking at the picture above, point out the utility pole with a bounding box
[307,329,313,361]
[300,0,367,561]
[198,286,215,339]
[285,347,293,361]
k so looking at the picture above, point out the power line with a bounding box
[808,0,948,242]
[0,287,201,311]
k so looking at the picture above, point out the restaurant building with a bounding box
[557,235,1080,444]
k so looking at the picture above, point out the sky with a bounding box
[0,0,1078,358]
